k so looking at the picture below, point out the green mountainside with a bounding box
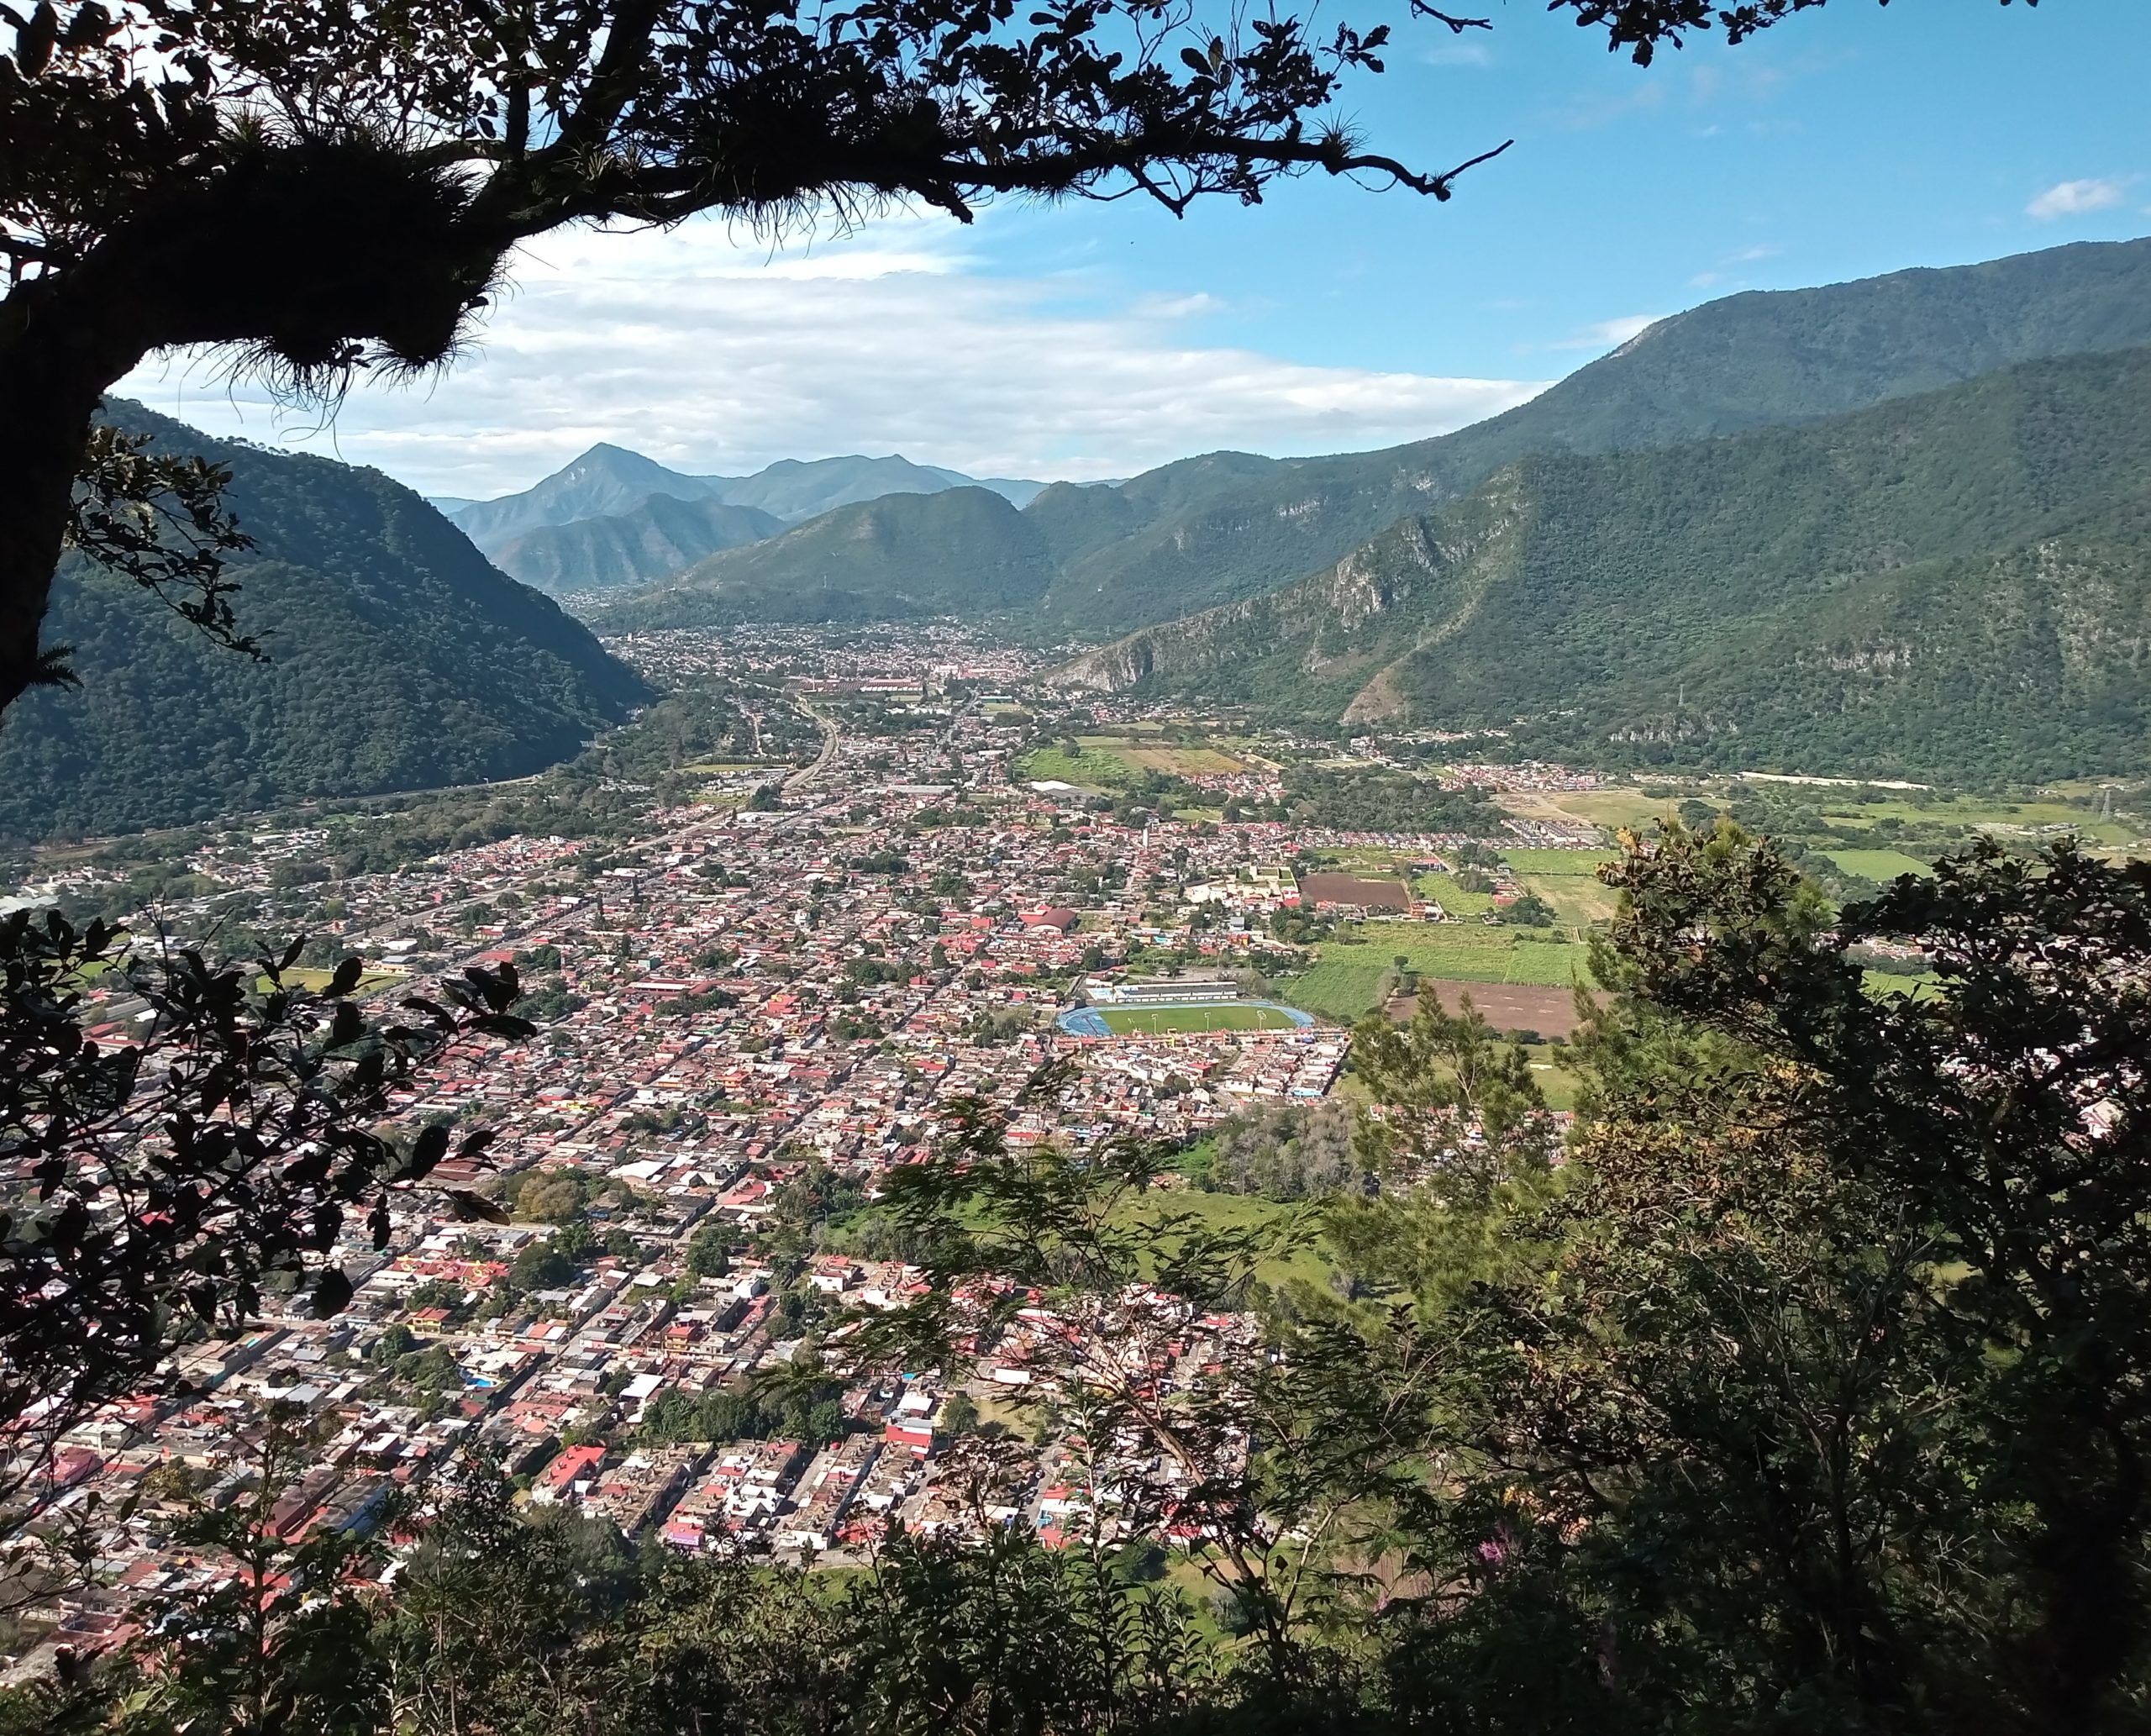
[594,234,2151,639]
[594,486,1059,629]
[0,402,650,841]
[492,494,785,594]
[1054,345,2151,784]
[1030,234,2151,636]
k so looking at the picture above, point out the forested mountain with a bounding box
[596,234,2151,638]
[0,403,649,841]
[595,487,1057,629]
[449,444,715,548]
[449,443,1048,567]
[704,453,1047,520]
[1027,233,2151,636]
[596,450,1287,630]
[1056,345,2151,784]
[492,494,786,593]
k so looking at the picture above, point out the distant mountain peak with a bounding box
[448,446,1051,564]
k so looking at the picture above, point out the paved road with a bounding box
[784,698,840,792]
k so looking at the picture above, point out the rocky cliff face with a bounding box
[1044,343,2151,785]
[1050,476,1523,722]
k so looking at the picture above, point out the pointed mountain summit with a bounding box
[447,445,1050,564]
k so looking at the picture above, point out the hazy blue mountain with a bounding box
[700,454,1047,520]
[448,445,715,550]
[1054,345,2151,785]
[492,495,786,594]
[0,402,648,840]
[446,445,1050,567]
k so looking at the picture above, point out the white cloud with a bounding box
[1545,313,1663,353]
[117,213,1545,499]
[2027,177,2126,220]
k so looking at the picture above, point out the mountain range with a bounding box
[446,445,1050,592]
[0,403,647,841]
[18,231,2151,836]
[1054,344,2151,784]
[591,234,2151,656]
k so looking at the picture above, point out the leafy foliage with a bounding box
[0,907,527,1473]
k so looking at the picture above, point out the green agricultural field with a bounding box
[256,965,402,997]
[1500,848,1621,877]
[1287,928,1589,1021]
[1826,849,1936,881]
[1096,1003,1303,1034]
[1014,745,1137,791]
[1117,1188,1334,1292]
[1416,875,1496,918]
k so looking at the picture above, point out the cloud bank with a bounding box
[2027,177,2126,220]
[118,215,1546,500]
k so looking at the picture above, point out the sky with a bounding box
[119,0,2151,500]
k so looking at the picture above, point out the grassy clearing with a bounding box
[1827,849,1935,881]
[1014,746,1136,791]
[1118,744,1248,777]
[1524,788,1675,833]
[1415,875,1496,918]
[1500,848,1621,878]
[1305,846,1407,873]
[258,965,402,996]
[1498,849,1622,925]
[1518,1042,1582,1113]
[1118,1187,1335,1292]
[1288,929,1589,1021]
[1096,1004,1302,1034]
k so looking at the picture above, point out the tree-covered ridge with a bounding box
[592,235,2151,640]
[1058,342,2151,784]
[1025,232,2151,638]
[0,402,648,841]
[595,487,1060,630]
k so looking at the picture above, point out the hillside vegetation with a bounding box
[596,235,2151,641]
[0,402,648,840]
[595,486,1060,628]
[1054,345,2151,784]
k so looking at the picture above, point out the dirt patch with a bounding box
[1387,978,1580,1037]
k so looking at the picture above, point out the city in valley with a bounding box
[0,623,2098,1672]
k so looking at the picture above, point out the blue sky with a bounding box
[1003,0,2151,379]
[121,0,2151,497]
